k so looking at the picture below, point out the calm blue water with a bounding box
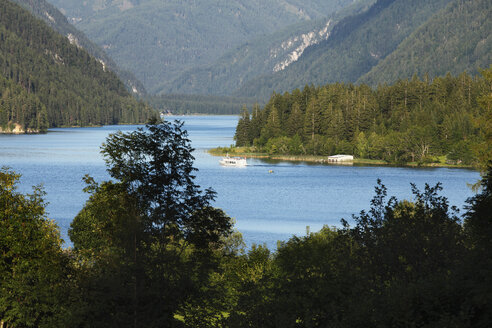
[0,115,481,249]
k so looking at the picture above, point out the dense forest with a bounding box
[144,94,260,115]
[0,74,48,132]
[233,69,492,167]
[1,119,491,327]
[0,0,155,132]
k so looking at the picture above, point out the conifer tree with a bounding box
[286,102,304,137]
[475,66,492,170]
[262,104,281,140]
[234,105,250,146]
[303,97,322,142]
[249,102,262,143]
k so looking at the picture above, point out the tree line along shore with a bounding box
[208,146,477,169]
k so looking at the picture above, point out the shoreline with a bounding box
[163,113,237,116]
[208,147,478,170]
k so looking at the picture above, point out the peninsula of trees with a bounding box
[232,69,492,167]
[0,0,155,133]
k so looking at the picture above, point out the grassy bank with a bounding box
[208,146,477,169]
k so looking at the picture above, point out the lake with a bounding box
[0,115,481,249]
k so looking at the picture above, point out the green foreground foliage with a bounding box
[1,121,491,327]
[0,168,69,327]
[234,69,492,168]
[69,119,233,327]
[180,174,491,327]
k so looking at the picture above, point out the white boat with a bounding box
[219,155,247,166]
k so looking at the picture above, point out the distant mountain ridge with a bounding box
[46,0,358,94]
[11,0,146,95]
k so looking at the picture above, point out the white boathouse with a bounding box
[327,154,354,162]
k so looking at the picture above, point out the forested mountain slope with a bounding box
[359,0,492,85]
[163,19,333,96]
[238,0,454,99]
[47,0,358,94]
[10,0,146,95]
[0,0,154,132]
[162,1,375,96]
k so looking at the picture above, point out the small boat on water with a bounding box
[219,155,247,167]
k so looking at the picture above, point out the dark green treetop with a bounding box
[70,119,233,326]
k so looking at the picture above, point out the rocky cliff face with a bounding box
[272,19,332,72]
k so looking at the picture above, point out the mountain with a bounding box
[46,0,358,94]
[237,0,455,99]
[0,0,155,133]
[359,0,492,85]
[10,0,146,95]
[162,1,375,96]
[161,19,331,96]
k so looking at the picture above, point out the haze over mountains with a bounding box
[38,0,492,100]
[47,0,360,94]
[166,1,375,96]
